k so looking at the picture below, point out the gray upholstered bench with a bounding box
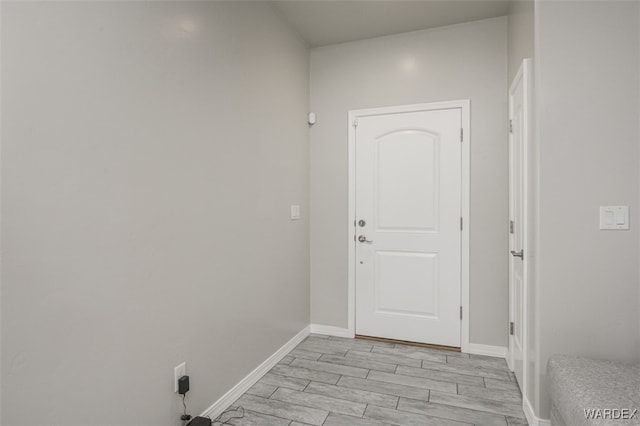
[547,355,640,425]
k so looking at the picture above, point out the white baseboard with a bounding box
[524,395,550,426]
[309,324,354,338]
[200,325,310,420]
[467,343,508,358]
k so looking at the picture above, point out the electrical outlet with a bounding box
[174,362,186,393]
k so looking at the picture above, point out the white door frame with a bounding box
[347,100,470,353]
[507,59,531,391]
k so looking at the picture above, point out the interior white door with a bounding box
[508,60,530,387]
[355,107,462,347]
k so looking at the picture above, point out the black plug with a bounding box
[178,375,190,395]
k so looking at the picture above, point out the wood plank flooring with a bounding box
[214,334,527,426]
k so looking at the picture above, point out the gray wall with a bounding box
[1,2,310,425]
[507,0,534,83]
[534,0,640,418]
[309,17,509,347]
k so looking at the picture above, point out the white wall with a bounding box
[534,0,640,418]
[0,2,310,425]
[310,17,509,347]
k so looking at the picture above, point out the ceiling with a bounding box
[273,0,510,48]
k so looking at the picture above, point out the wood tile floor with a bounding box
[214,334,528,426]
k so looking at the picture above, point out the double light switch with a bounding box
[599,206,629,230]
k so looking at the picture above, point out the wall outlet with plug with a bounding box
[174,362,186,393]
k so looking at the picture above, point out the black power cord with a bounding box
[176,373,244,425]
[180,393,192,422]
[209,406,245,425]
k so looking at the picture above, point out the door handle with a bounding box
[510,250,524,259]
[358,235,373,243]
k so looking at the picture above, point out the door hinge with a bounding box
[353,118,359,127]
[460,217,463,231]
[509,322,515,335]
[509,119,513,133]
[509,220,514,234]
[460,306,463,320]
[460,128,463,142]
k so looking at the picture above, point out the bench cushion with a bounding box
[547,355,640,425]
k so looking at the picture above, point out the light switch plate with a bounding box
[599,206,629,230]
[290,205,300,220]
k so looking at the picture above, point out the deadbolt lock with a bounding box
[358,219,366,227]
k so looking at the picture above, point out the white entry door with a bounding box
[354,106,463,347]
[508,59,531,386]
